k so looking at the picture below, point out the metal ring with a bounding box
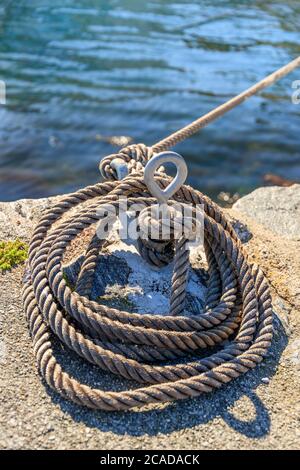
[144,151,188,203]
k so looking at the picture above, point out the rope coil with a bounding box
[23,144,273,411]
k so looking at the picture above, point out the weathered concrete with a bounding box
[0,197,60,241]
[233,184,300,241]
[0,185,299,450]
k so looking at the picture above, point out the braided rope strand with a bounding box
[22,144,273,410]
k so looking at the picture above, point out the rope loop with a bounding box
[22,162,273,411]
[99,143,153,180]
[21,58,300,410]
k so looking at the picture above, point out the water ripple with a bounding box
[0,0,299,201]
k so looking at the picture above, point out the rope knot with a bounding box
[137,203,178,268]
[137,201,201,268]
[99,143,154,180]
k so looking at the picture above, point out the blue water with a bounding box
[0,0,299,202]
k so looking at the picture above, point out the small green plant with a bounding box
[0,239,28,272]
[62,271,75,291]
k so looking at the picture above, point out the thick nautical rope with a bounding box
[22,143,273,411]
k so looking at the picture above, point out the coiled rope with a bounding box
[22,58,300,410]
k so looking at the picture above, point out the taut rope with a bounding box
[153,56,300,152]
[22,58,300,410]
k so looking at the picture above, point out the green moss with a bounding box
[0,239,28,272]
[98,292,135,311]
[62,271,75,291]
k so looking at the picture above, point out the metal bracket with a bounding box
[110,158,129,180]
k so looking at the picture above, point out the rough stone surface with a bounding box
[233,184,300,241]
[64,241,207,316]
[0,186,300,450]
[0,197,60,242]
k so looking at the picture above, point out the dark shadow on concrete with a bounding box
[221,391,269,438]
[44,311,286,440]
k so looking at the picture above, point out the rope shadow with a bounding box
[45,311,286,439]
